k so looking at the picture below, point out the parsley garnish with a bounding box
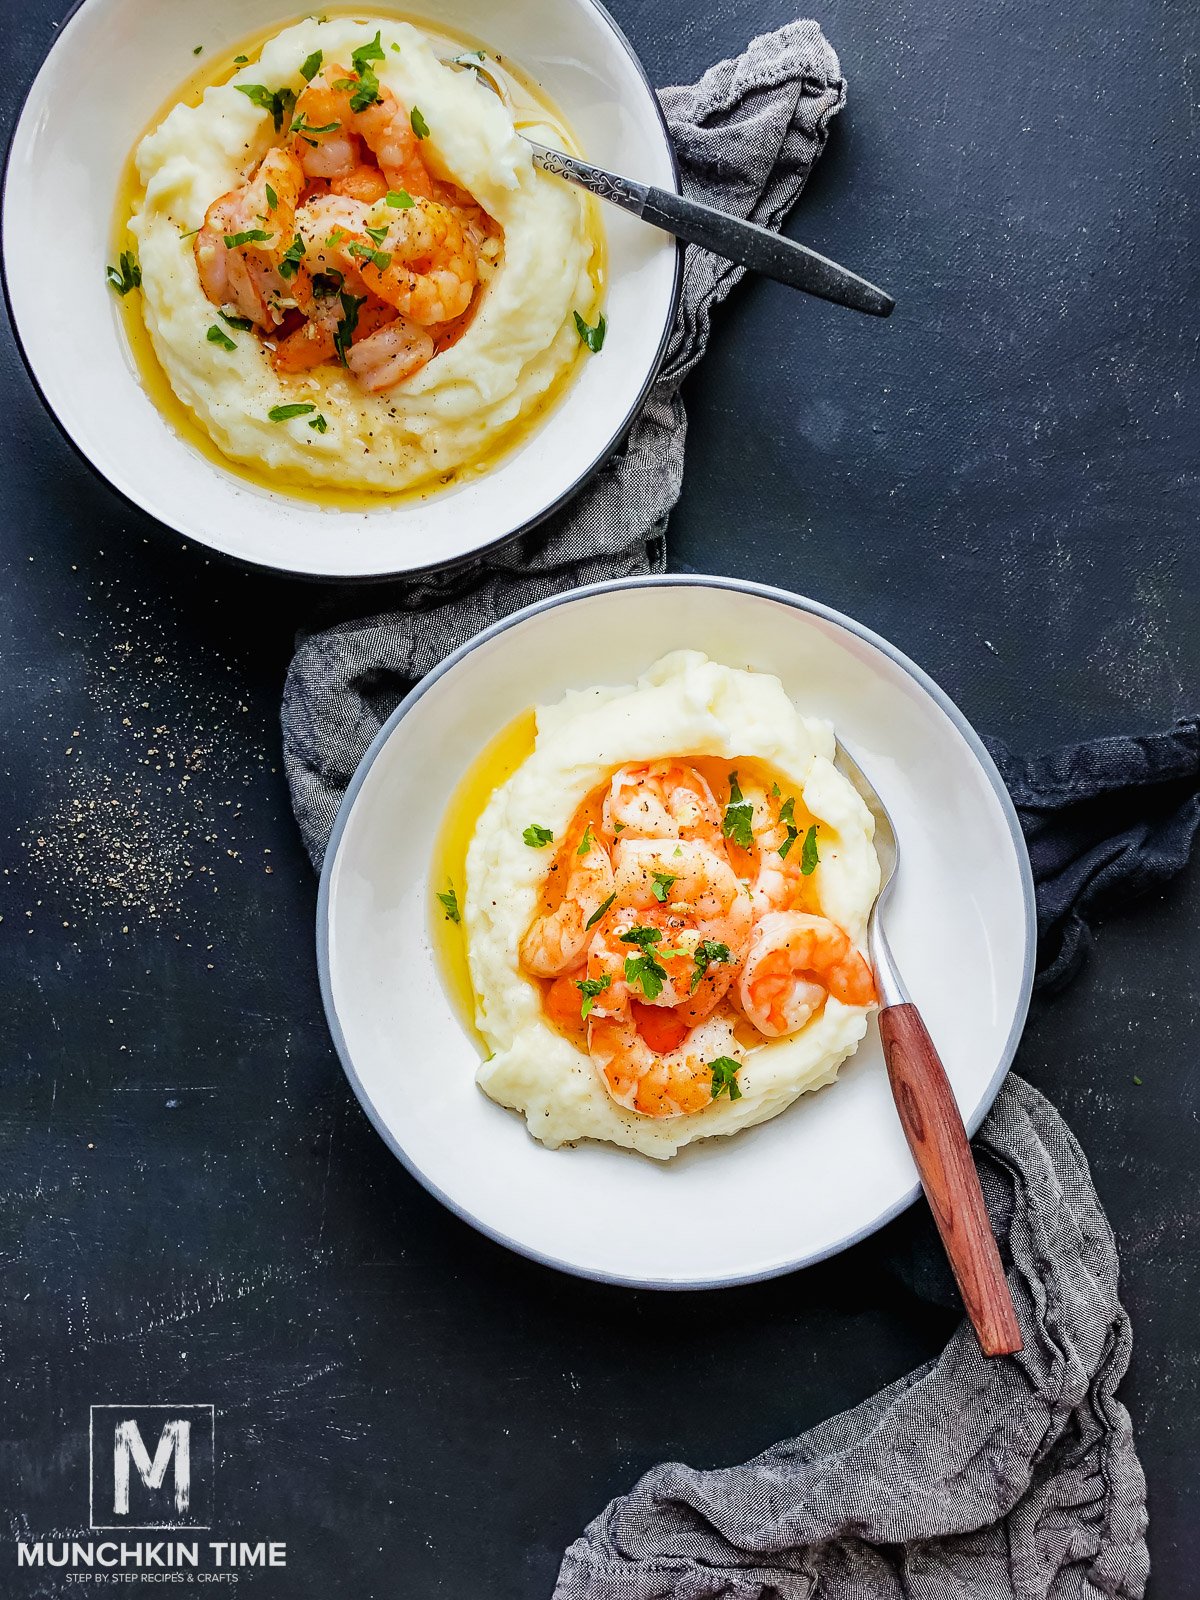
[299,49,323,82]
[390,41,401,53]
[709,1056,743,1101]
[777,795,800,859]
[333,290,367,364]
[576,973,611,1020]
[278,234,307,279]
[691,939,732,993]
[722,772,755,850]
[347,241,391,271]
[364,223,390,245]
[650,871,676,904]
[523,824,554,848]
[223,227,272,248]
[576,824,595,857]
[268,402,317,422]
[800,824,819,876]
[340,33,384,112]
[206,324,237,351]
[219,311,255,331]
[585,892,616,930]
[233,54,249,66]
[290,113,340,146]
[410,106,430,139]
[436,884,461,923]
[236,82,296,133]
[193,45,203,56]
[105,251,141,296]
[353,30,385,66]
[573,311,606,352]
[264,182,278,210]
[620,926,668,1001]
[386,189,414,208]
[308,413,329,433]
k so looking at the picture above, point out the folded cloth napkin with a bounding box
[282,19,847,863]
[551,731,1199,1600]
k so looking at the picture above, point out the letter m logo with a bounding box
[90,1405,214,1529]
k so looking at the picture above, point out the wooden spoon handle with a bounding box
[879,1003,1023,1357]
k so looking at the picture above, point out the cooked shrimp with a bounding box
[612,839,746,923]
[588,1011,740,1118]
[602,762,724,847]
[519,826,615,978]
[292,69,435,198]
[359,200,477,325]
[293,193,372,288]
[194,148,306,327]
[584,901,743,1028]
[346,314,434,390]
[332,164,390,204]
[743,783,812,915]
[739,912,876,1038]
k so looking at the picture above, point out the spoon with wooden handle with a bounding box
[835,742,1023,1357]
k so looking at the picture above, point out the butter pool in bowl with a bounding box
[3,1,679,578]
[318,578,1035,1288]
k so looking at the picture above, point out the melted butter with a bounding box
[429,707,536,1050]
[110,11,608,510]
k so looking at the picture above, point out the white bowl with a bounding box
[319,577,1036,1289]
[2,0,679,579]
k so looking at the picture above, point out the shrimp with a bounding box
[331,164,390,204]
[346,315,434,391]
[602,762,724,847]
[584,901,743,1028]
[519,826,615,978]
[194,147,306,328]
[293,193,372,288]
[588,1011,740,1118]
[612,839,748,925]
[739,912,876,1038]
[291,69,435,198]
[743,783,812,915]
[359,200,478,325]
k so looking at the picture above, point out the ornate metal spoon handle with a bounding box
[524,140,894,319]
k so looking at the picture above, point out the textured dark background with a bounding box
[1,0,1197,1595]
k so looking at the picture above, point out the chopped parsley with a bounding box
[650,871,676,904]
[219,311,255,331]
[347,241,392,271]
[585,892,616,930]
[691,939,732,993]
[436,883,461,923]
[620,925,669,1001]
[576,973,611,1020]
[325,227,346,248]
[386,189,414,208]
[721,771,755,851]
[335,33,384,112]
[777,795,800,859]
[573,310,606,352]
[800,824,819,876]
[233,54,249,66]
[333,290,367,364]
[105,251,141,296]
[193,45,204,56]
[278,234,306,279]
[236,82,296,133]
[523,824,554,848]
[223,227,272,248]
[299,49,324,82]
[308,413,329,433]
[206,323,237,351]
[410,106,430,139]
[390,41,401,53]
[290,113,340,146]
[709,1056,743,1101]
[268,402,317,422]
[576,824,595,857]
[353,30,385,66]
[364,223,390,245]
[264,182,278,210]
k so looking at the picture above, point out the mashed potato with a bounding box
[464,652,881,1160]
[130,18,594,492]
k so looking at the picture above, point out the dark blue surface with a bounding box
[0,1,1196,1594]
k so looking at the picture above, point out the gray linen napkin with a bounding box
[281,20,847,866]
[553,1074,1149,1600]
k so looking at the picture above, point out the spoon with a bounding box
[834,741,1023,1357]
[446,58,894,318]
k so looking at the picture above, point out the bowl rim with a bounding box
[316,572,1038,1289]
[0,0,684,584]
